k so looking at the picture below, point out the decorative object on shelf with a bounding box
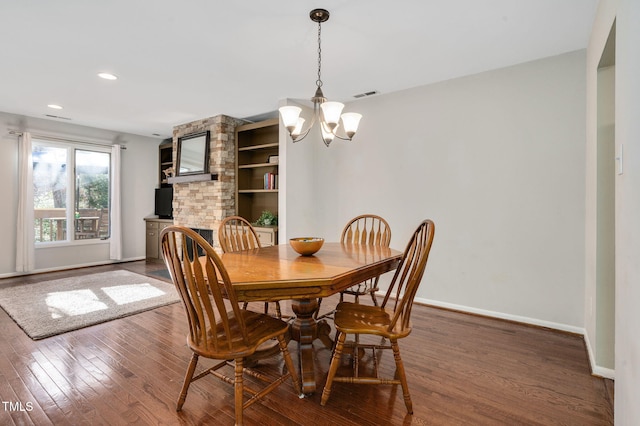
[256,210,278,226]
[268,155,279,164]
[176,131,210,176]
[162,166,174,178]
[279,8,362,147]
[289,237,324,256]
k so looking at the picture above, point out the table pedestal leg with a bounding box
[290,298,319,394]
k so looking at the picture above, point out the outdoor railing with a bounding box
[34,208,67,242]
[34,208,109,242]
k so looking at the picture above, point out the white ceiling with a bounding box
[0,0,598,139]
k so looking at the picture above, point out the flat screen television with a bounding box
[154,187,173,219]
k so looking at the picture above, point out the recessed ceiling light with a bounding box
[98,72,118,80]
[47,104,63,109]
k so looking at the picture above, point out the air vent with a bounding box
[44,114,71,120]
[353,90,379,99]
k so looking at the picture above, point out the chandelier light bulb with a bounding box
[321,122,336,146]
[279,106,302,131]
[292,118,305,138]
[320,101,344,127]
[340,113,362,139]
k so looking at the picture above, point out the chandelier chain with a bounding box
[316,20,323,88]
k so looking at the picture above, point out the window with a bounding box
[32,140,111,243]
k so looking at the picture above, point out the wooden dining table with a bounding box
[220,242,402,394]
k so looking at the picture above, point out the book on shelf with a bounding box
[263,172,278,190]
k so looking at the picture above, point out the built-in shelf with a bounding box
[238,162,278,169]
[236,118,279,226]
[167,173,219,184]
[238,189,279,193]
[238,142,278,152]
[159,141,173,187]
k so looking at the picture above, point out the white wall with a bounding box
[585,0,617,382]
[587,0,640,422]
[0,111,160,276]
[285,50,587,331]
[279,101,321,240]
[588,0,640,423]
[595,63,616,372]
[615,0,640,419]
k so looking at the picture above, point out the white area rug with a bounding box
[0,270,179,340]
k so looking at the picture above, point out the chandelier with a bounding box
[279,8,362,147]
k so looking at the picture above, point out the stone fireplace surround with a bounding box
[170,114,246,248]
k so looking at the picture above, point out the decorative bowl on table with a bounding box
[289,237,324,256]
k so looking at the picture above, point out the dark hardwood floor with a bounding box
[0,261,613,425]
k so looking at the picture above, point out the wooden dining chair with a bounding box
[218,216,285,319]
[218,215,262,253]
[161,226,301,426]
[320,219,435,414]
[315,214,391,320]
[340,214,392,304]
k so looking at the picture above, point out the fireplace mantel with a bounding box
[167,173,219,184]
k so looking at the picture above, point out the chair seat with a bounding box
[189,310,290,359]
[334,301,412,340]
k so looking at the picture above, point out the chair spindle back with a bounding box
[161,226,248,352]
[341,214,391,247]
[380,219,435,333]
[218,216,262,253]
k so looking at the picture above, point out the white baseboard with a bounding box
[415,296,616,380]
[591,365,616,380]
[416,296,584,334]
[0,256,146,279]
[583,331,616,380]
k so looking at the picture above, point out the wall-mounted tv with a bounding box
[155,187,173,219]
